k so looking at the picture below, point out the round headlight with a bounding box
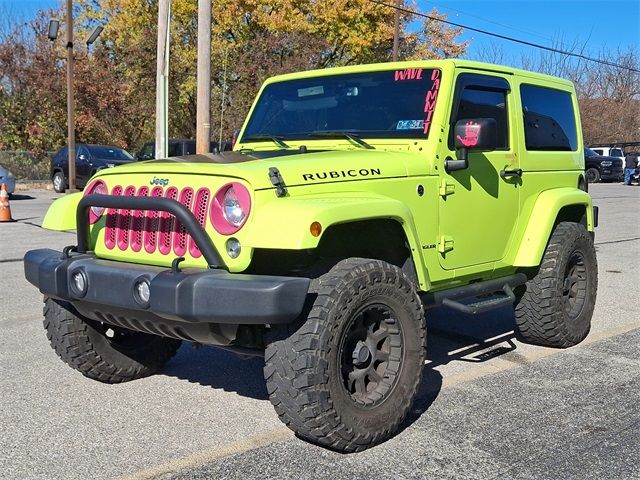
[210,182,251,235]
[223,188,246,227]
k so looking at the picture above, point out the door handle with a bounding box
[500,168,522,179]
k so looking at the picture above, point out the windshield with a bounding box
[242,68,442,141]
[88,146,133,160]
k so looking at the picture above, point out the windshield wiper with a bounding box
[242,134,290,149]
[307,131,375,150]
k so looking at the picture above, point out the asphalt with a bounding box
[0,184,638,480]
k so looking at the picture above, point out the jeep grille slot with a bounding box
[189,188,211,258]
[103,185,212,259]
[104,185,123,250]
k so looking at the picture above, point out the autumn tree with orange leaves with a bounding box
[0,0,467,167]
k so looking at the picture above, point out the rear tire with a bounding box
[43,297,181,383]
[514,222,597,348]
[585,168,601,184]
[264,258,426,452]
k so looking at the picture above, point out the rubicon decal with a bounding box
[302,168,381,182]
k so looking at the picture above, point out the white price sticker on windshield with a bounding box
[298,86,324,97]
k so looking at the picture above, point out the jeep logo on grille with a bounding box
[150,177,169,186]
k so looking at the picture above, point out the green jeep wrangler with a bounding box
[24,59,598,452]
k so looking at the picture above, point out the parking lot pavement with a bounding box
[1,184,638,480]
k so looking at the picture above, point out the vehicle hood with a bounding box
[94,148,414,190]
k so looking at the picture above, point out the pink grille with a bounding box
[173,188,195,257]
[116,186,137,251]
[189,188,211,258]
[103,184,213,259]
[143,186,164,253]
[104,185,123,250]
[158,187,179,255]
[130,186,149,252]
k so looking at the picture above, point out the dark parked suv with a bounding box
[584,147,623,183]
[51,144,134,193]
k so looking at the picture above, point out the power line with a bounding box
[371,0,640,74]
[425,0,555,43]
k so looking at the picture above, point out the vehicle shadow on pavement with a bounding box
[398,305,518,435]
[161,344,269,400]
[159,306,519,407]
[9,194,35,200]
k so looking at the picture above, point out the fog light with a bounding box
[134,279,151,306]
[71,270,87,297]
[226,238,241,259]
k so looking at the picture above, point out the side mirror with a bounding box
[446,118,498,172]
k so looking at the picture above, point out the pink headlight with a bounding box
[85,179,108,224]
[210,182,251,235]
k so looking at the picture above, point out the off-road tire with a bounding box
[43,297,182,383]
[264,258,426,452]
[52,171,66,193]
[515,222,597,348]
[585,167,601,184]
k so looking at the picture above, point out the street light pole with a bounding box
[65,0,77,191]
[155,0,171,159]
[196,0,211,155]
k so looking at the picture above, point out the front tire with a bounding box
[515,222,597,348]
[43,297,182,383]
[264,258,426,452]
[52,171,66,193]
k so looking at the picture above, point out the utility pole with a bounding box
[392,0,400,61]
[196,0,211,154]
[65,0,77,191]
[155,0,171,159]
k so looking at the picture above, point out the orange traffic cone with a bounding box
[0,183,15,222]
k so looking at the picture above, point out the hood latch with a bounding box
[269,167,287,197]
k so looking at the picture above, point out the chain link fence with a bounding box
[0,150,53,180]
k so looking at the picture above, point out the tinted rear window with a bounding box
[520,85,577,151]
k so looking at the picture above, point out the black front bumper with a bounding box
[24,248,310,325]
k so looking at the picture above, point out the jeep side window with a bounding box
[450,76,509,149]
[520,84,577,151]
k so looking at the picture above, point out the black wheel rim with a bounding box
[339,303,403,408]
[586,170,598,183]
[562,251,588,319]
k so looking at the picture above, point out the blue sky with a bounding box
[417,0,639,61]
[3,0,639,60]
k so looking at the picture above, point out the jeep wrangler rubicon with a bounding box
[24,59,598,452]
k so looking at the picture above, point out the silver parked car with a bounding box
[0,164,16,195]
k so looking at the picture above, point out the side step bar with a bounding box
[421,273,527,315]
